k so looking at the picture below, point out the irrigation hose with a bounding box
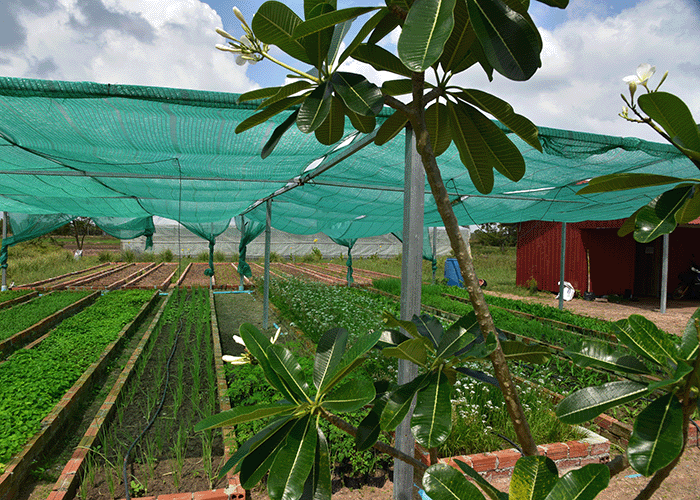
[122,316,185,500]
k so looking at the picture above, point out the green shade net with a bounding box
[93,216,155,250]
[329,237,357,284]
[0,76,696,240]
[0,213,75,268]
[236,216,266,279]
[181,219,231,276]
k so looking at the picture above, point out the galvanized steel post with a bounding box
[660,233,669,314]
[395,127,424,500]
[263,199,271,329]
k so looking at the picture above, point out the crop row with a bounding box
[0,289,155,466]
[0,291,92,342]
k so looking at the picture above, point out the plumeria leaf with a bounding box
[375,109,408,145]
[323,376,376,413]
[302,427,332,500]
[299,2,340,70]
[376,328,411,349]
[314,327,348,390]
[239,86,283,103]
[252,1,311,64]
[454,460,508,500]
[356,382,391,451]
[259,81,314,110]
[331,72,384,116]
[337,9,388,66]
[437,311,478,358]
[343,103,376,133]
[468,0,542,81]
[501,340,551,364]
[268,344,311,402]
[298,81,332,133]
[414,314,445,348]
[455,88,541,151]
[544,464,609,500]
[368,9,402,44]
[327,19,353,66]
[455,366,499,387]
[238,418,296,487]
[618,206,644,237]
[352,43,413,77]
[613,315,679,367]
[509,455,558,499]
[382,311,419,338]
[556,380,650,425]
[219,417,292,479]
[646,361,692,393]
[380,373,430,431]
[398,0,457,72]
[535,0,568,7]
[448,100,525,194]
[679,308,700,360]
[411,370,453,447]
[262,110,299,159]
[425,102,452,157]
[639,92,700,155]
[423,463,485,500]
[439,0,473,73]
[675,185,700,224]
[240,323,298,402]
[314,96,345,145]
[564,340,652,375]
[628,393,684,476]
[383,337,433,366]
[293,7,379,40]
[319,329,381,393]
[236,95,306,134]
[304,0,336,20]
[268,415,318,500]
[382,79,414,96]
[576,173,685,194]
[194,402,295,430]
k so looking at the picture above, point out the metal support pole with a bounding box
[431,227,437,284]
[263,200,272,330]
[558,222,566,311]
[395,127,424,500]
[1,212,6,292]
[660,233,669,314]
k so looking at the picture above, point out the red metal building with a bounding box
[516,220,700,297]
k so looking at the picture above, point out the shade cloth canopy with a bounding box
[0,76,695,238]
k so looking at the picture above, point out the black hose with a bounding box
[122,316,185,500]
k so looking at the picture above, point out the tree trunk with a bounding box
[406,72,538,457]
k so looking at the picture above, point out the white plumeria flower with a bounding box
[623,63,656,87]
[235,55,247,66]
[222,354,248,365]
[233,335,245,346]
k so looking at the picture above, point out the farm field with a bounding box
[1,248,698,500]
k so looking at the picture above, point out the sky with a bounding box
[1,0,699,143]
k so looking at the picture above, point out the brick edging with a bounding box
[0,290,38,310]
[0,290,159,500]
[175,263,193,287]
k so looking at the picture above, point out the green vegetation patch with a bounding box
[0,290,153,464]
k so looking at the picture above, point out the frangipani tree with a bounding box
[216,0,568,460]
[578,64,700,243]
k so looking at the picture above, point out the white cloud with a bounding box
[449,0,700,143]
[0,0,259,93]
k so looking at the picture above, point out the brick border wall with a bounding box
[0,290,38,310]
[0,290,159,500]
[428,427,610,483]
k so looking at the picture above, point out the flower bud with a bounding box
[627,80,637,101]
[216,28,236,41]
[233,6,246,23]
[216,44,241,53]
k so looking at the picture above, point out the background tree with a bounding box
[471,223,518,248]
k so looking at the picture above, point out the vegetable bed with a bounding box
[78,287,225,499]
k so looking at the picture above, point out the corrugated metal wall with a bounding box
[516,221,587,293]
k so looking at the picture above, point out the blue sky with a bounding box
[1,0,699,142]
